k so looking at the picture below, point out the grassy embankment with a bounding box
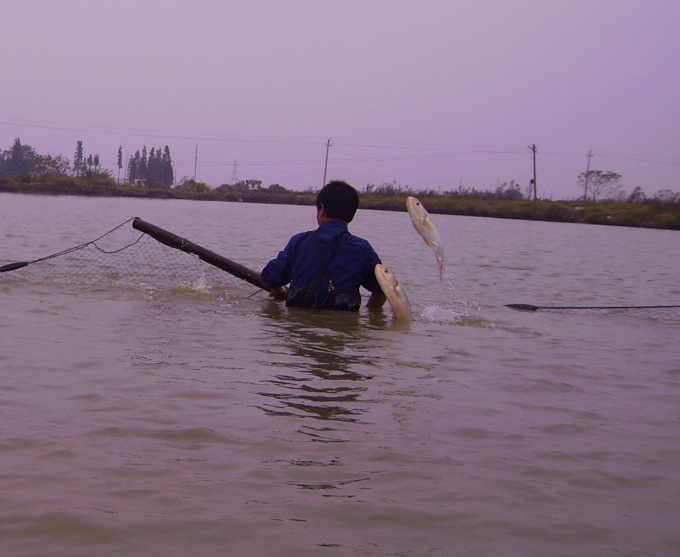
[1,176,679,230]
[361,194,680,230]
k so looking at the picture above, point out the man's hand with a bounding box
[269,286,288,301]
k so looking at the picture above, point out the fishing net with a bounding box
[0,218,239,293]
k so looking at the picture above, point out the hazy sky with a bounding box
[1,0,679,199]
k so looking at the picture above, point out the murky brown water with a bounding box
[1,193,679,556]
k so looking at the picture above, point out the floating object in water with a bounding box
[374,264,412,321]
[0,261,29,272]
[406,196,444,281]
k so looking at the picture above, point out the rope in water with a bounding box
[0,218,141,273]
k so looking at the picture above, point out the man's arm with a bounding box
[366,290,386,309]
[261,235,300,293]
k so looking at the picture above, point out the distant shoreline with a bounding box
[1,179,679,231]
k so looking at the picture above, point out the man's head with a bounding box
[316,181,359,223]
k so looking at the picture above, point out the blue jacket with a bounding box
[261,220,382,308]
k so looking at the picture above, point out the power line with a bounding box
[537,148,680,167]
[4,116,680,174]
[0,118,322,146]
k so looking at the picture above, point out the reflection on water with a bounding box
[256,303,377,425]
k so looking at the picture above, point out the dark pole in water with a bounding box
[506,303,680,311]
[0,261,29,272]
[132,218,269,291]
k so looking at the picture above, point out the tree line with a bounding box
[2,137,679,204]
[127,146,174,186]
[0,138,174,187]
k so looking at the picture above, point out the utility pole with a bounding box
[194,144,198,181]
[583,150,593,201]
[322,139,331,188]
[529,144,537,200]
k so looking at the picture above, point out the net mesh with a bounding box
[0,218,240,293]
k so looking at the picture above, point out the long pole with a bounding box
[530,144,537,200]
[194,143,198,181]
[322,139,331,188]
[583,150,593,201]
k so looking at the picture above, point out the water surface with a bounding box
[1,193,679,556]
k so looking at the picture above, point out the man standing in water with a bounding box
[261,181,386,311]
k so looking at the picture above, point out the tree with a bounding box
[578,170,622,201]
[0,138,37,175]
[495,180,524,200]
[73,141,84,176]
[652,189,680,204]
[72,141,102,177]
[147,147,158,182]
[28,154,71,179]
[128,150,141,182]
[627,186,646,203]
[175,179,210,193]
[125,145,174,186]
[162,146,173,186]
[117,146,123,184]
[139,147,147,179]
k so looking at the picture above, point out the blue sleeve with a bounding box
[361,248,383,293]
[260,232,304,289]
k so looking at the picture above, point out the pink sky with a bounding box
[1,0,678,199]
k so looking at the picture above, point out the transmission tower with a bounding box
[232,161,238,184]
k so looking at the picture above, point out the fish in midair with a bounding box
[374,264,412,321]
[406,196,444,281]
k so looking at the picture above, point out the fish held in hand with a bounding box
[406,196,444,281]
[374,264,412,321]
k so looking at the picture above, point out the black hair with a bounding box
[316,181,359,222]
